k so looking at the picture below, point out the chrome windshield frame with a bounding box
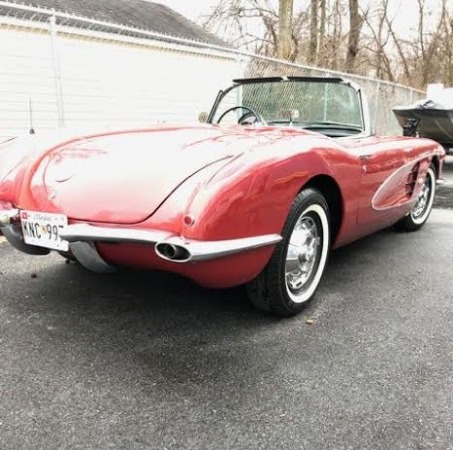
[207,76,371,136]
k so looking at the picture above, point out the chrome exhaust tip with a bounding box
[155,242,191,262]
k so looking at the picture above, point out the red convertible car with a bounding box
[0,77,446,316]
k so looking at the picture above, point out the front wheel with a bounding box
[247,188,331,317]
[394,165,436,232]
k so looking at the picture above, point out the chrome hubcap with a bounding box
[411,174,431,220]
[285,216,321,294]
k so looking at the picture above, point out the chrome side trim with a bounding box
[69,242,116,274]
[60,224,172,244]
[155,234,282,263]
[0,223,50,255]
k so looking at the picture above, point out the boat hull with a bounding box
[394,103,453,148]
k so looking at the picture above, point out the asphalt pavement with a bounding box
[0,163,453,450]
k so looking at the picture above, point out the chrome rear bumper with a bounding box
[60,224,172,245]
[1,216,282,269]
[60,223,282,263]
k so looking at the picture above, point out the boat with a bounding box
[393,100,453,151]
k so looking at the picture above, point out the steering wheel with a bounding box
[217,106,265,125]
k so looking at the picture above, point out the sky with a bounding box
[156,0,452,40]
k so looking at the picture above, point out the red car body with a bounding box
[0,77,446,315]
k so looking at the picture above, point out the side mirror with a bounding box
[198,112,208,123]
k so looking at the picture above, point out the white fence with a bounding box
[0,1,425,139]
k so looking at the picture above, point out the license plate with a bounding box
[21,210,69,252]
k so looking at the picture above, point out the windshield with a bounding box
[209,79,364,136]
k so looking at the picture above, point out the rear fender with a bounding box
[177,150,341,241]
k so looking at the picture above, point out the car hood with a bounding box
[2,126,283,224]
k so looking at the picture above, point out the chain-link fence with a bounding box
[0,1,425,139]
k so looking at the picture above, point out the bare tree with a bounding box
[204,0,303,61]
[204,0,277,54]
[386,13,412,85]
[417,0,443,86]
[318,0,327,56]
[315,0,347,70]
[361,0,395,81]
[277,0,294,60]
[374,0,390,79]
[345,0,364,72]
[437,0,453,85]
[308,0,318,64]
[204,0,453,89]
[386,0,446,88]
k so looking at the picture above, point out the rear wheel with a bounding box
[395,165,436,232]
[247,188,331,317]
